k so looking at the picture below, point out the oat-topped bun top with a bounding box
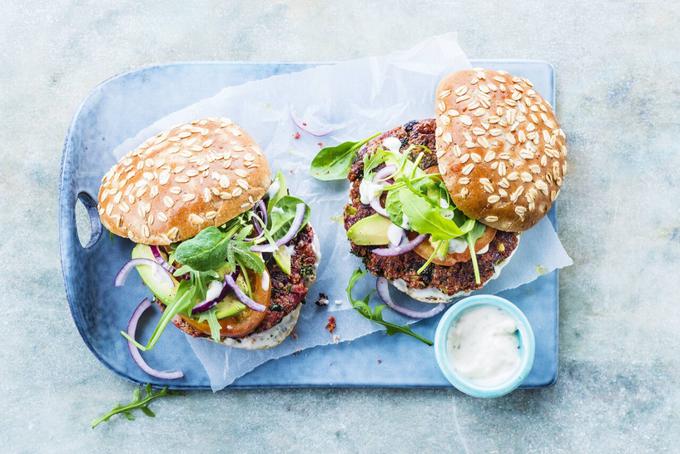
[98,118,271,245]
[435,68,567,232]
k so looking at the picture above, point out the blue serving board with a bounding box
[60,60,559,390]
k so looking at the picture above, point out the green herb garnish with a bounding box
[346,269,433,346]
[465,222,487,285]
[91,384,180,429]
[309,133,379,181]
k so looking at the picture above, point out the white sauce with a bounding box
[359,178,383,205]
[387,223,404,246]
[284,244,296,258]
[447,306,521,387]
[439,198,449,209]
[401,213,410,229]
[476,244,490,255]
[267,180,280,199]
[448,237,468,254]
[205,280,224,301]
[382,136,402,153]
[261,270,270,291]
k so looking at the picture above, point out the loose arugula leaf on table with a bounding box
[309,133,379,181]
[465,221,487,285]
[268,195,310,240]
[345,269,433,346]
[91,384,181,429]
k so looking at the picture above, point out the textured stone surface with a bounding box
[1,1,678,452]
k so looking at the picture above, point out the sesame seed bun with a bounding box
[98,118,271,245]
[435,69,567,232]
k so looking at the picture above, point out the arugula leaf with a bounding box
[384,187,404,227]
[309,133,379,181]
[199,309,221,342]
[174,227,231,272]
[123,278,197,351]
[231,241,265,274]
[466,222,487,285]
[345,269,433,346]
[268,195,310,241]
[91,384,180,429]
[267,171,288,214]
[363,148,387,176]
[399,188,474,241]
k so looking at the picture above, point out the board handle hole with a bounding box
[75,192,103,248]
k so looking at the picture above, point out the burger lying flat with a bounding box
[99,118,320,353]
[312,68,567,303]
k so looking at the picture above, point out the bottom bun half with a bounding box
[390,234,521,304]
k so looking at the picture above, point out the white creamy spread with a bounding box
[387,223,404,246]
[382,136,402,153]
[267,180,280,199]
[401,213,410,230]
[205,280,224,301]
[261,269,270,291]
[359,178,383,205]
[284,244,295,258]
[447,306,521,387]
[476,244,490,255]
[448,237,468,254]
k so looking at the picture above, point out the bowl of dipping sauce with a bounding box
[434,294,535,398]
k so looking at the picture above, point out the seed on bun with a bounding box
[435,69,567,232]
[98,118,271,245]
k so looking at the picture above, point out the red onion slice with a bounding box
[224,274,265,312]
[376,278,445,319]
[150,245,175,273]
[372,234,427,256]
[115,258,174,288]
[289,107,338,137]
[370,197,389,217]
[375,165,397,182]
[191,279,228,314]
[127,298,184,380]
[251,203,306,253]
[250,200,268,240]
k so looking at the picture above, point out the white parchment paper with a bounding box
[113,33,572,391]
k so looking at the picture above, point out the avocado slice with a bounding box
[214,297,246,318]
[346,213,392,245]
[273,245,292,275]
[131,244,177,305]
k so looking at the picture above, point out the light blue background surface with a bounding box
[2,1,679,452]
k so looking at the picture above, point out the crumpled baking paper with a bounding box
[113,33,573,391]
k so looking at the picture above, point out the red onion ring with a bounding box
[150,245,175,273]
[115,258,174,288]
[127,298,183,380]
[191,279,227,314]
[251,203,306,253]
[224,274,265,312]
[370,197,389,217]
[289,107,338,137]
[372,234,427,256]
[376,278,446,319]
[374,165,397,182]
[249,200,268,240]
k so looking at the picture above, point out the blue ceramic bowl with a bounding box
[434,294,535,398]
